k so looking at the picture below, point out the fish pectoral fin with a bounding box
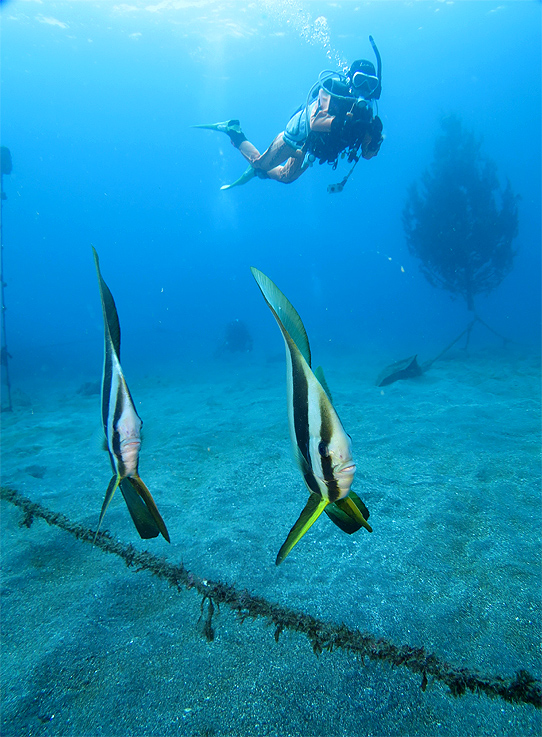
[122,476,170,543]
[94,474,121,541]
[275,495,329,565]
[325,492,372,535]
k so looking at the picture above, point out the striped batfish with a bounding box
[92,247,170,542]
[251,267,372,565]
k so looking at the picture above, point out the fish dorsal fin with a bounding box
[251,267,311,366]
[92,246,121,359]
[314,366,333,403]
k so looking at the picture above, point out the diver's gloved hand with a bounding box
[362,116,383,159]
[371,115,383,141]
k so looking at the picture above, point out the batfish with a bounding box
[376,355,423,387]
[92,247,170,542]
[251,267,371,564]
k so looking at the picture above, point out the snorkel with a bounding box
[369,35,382,100]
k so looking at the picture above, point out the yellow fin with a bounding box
[124,475,170,543]
[94,474,121,542]
[276,495,329,565]
[325,491,372,534]
[336,495,372,533]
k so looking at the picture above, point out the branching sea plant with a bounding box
[403,114,519,312]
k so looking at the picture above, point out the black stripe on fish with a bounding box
[318,394,342,503]
[320,454,341,502]
[304,470,322,496]
[291,350,311,472]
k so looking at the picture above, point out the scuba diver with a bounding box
[194,36,383,192]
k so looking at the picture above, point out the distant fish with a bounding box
[376,355,423,387]
[214,318,253,357]
[92,247,170,542]
[251,267,371,565]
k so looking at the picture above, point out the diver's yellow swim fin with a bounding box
[220,165,257,191]
[191,119,242,134]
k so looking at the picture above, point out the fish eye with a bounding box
[318,441,329,457]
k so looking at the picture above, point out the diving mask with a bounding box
[351,70,379,99]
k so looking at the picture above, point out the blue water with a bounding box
[1,0,540,383]
[1,2,541,736]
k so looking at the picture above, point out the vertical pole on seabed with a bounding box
[1,146,13,412]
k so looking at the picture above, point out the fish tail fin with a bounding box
[93,474,121,542]
[276,495,329,565]
[123,475,170,543]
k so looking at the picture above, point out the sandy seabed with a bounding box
[1,343,541,737]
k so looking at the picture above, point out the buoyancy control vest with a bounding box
[307,78,375,167]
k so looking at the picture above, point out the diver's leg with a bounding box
[266,151,309,184]
[237,140,263,163]
[194,120,304,174]
[221,145,306,189]
[242,133,301,172]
